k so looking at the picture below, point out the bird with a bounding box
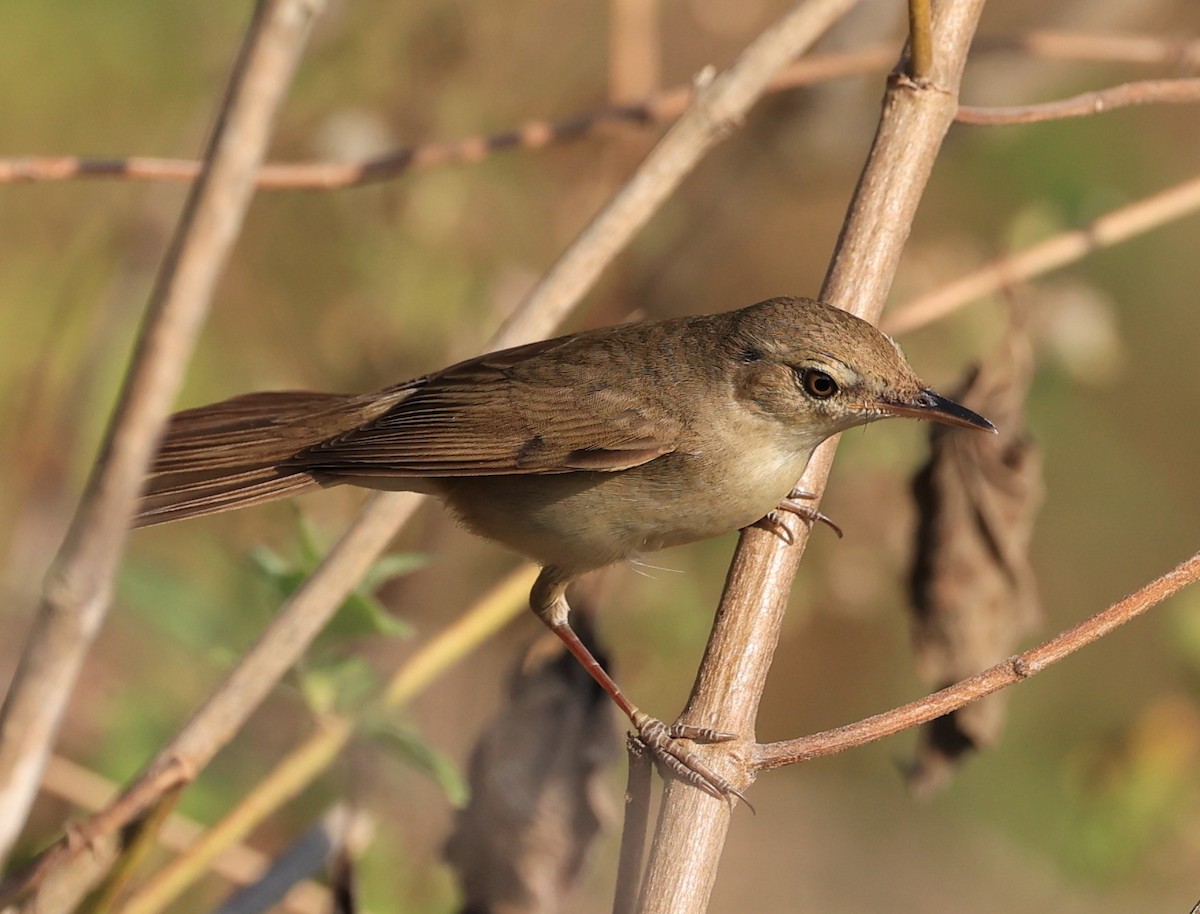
[135,296,995,800]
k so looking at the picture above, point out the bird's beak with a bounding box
[880,389,997,433]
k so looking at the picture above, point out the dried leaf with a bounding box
[328,844,358,914]
[444,583,617,914]
[906,329,1044,794]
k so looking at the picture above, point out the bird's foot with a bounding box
[756,487,843,543]
[631,710,753,810]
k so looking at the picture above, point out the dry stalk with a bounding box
[3,31,1196,191]
[0,0,325,870]
[958,76,1200,124]
[883,172,1200,335]
[635,2,989,911]
[756,550,1200,767]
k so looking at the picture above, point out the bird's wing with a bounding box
[296,337,679,477]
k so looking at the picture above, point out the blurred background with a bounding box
[2,1,1199,911]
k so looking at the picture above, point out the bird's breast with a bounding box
[436,425,814,575]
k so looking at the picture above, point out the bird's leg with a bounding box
[531,567,749,805]
[755,486,843,543]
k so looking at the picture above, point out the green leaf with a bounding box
[248,537,425,642]
[368,721,469,807]
[361,552,429,591]
[325,590,414,641]
[298,656,381,716]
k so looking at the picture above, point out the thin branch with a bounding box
[0,48,897,190]
[756,550,1200,769]
[3,30,1197,190]
[612,740,652,914]
[37,756,333,914]
[0,0,324,869]
[635,3,988,912]
[0,493,417,907]
[118,565,534,914]
[883,172,1200,336]
[957,77,1200,125]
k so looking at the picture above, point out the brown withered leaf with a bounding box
[328,844,358,914]
[445,579,617,914]
[906,330,1044,795]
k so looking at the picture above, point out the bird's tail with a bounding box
[135,390,360,527]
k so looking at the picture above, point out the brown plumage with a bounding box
[136,296,995,800]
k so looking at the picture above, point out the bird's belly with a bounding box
[436,449,811,574]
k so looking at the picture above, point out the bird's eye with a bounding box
[803,369,838,399]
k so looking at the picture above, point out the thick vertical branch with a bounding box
[636,2,990,912]
[0,0,325,867]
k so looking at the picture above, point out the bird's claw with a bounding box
[631,711,753,811]
[756,487,843,541]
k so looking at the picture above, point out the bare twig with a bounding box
[116,564,535,914]
[38,756,334,914]
[755,550,1200,768]
[957,77,1200,125]
[883,172,1200,336]
[613,740,652,914]
[3,31,1196,191]
[635,3,988,912]
[0,0,324,868]
[0,48,895,190]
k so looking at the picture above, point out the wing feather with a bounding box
[296,336,679,476]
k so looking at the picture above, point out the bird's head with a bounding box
[727,297,995,448]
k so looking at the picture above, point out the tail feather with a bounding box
[135,390,368,527]
[135,467,323,527]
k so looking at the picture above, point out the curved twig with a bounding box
[0,49,895,190]
[958,77,1200,125]
[3,31,1198,191]
[0,0,325,871]
[883,172,1200,336]
[755,550,1200,769]
[635,2,989,911]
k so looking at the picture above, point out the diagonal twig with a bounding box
[883,172,1200,336]
[635,2,989,911]
[755,550,1200,768]
[0,0,326,869]
[958,76,1200,125]
[115,564,535,914]
[3,31,1196,191]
